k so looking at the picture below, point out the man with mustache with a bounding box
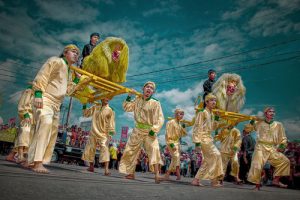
[27,44,80,173]
[214,123,242,184]
[248,107,290,190]
[119,81,164,183]
[81,97,115,176]
[5,84,34,163]
[191,93,224,187]
[164,108,187,181]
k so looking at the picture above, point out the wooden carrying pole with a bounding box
[69,66,141,103]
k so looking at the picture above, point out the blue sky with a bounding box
[0,0,299,147]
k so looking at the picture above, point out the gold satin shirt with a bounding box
[123,96,164,134]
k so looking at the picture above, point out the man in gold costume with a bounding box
[191,93,223,187]
[27,44,80,173]
[119,81,164,183]
[248,107,290,190]
[81,97,115,175]
[164,108,187,181]
[214,124,242,184]
[5,85,34,163]
[16,85,35,163]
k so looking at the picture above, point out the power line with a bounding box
[127,37,300,78]
[1,51,299,89]
[1,38,300,90]
[141,6,298,44]
[0,68,36,79]
[127,50,300,82]
[126,54,300,87]
[0,58,41,71]
[157,55,300,85]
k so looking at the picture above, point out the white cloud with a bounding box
[0,7,64,61]
[222,8,244,20]
[222,0,300,37]
[78,116,92,123]
[158,134,166,145]
[283,118,300,133]
[100,0,115,5]
[0,60,18,86]
[203,43,221,57]
[274,0,300,11]
[257,111,264,117]
[222,0,262,20]
[8,90,23,104]
[0,4,147,85]
[156,81,204,106]
[142,0,181,17]
[282,118,300,140]
[241,108,255,115]
[34,0,99,24]
[118,112,134,121]
[124,22,247,81]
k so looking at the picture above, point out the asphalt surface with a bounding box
[0,156,299,200]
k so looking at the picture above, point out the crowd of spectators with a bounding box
[58,125,90,149]
[0,122,18,154]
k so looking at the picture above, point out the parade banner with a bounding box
[119,126,128,148]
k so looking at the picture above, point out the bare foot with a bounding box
[155,175,162,184]
[31,163,49,174]
[16,159,26,164]
[16,156,26,164]
[211,180,223,188]
[191,179,204,186]
[104,171,111,176]
[272,181,288,188]
[164,174,170,181]
[87,167,94,172]
[21,161,34,169]
[235,178,243,185]
[125,174,135,180]
[176,176,181,180]
[211,183,223,188]
[253,184,261,191]
[5,153,16,163]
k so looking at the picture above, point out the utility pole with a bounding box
[60,104,66,126]
[65,97,73,127]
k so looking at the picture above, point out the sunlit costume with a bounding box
[81,99,115,175]
[214,126,242,183]
[27,45,80,173]
[248,107,290,189]
[210,73,245,184]
[6,85,34,163]
[191,93,223,187]
[119,81,164,183]
[82,37,129,83]
[212,73,246,112]
[15,85,35,163]
[164,109,187,180]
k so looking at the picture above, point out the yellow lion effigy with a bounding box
[82,37,129,83]
[212,73,246,113]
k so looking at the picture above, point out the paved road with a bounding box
[0,157,299,200]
